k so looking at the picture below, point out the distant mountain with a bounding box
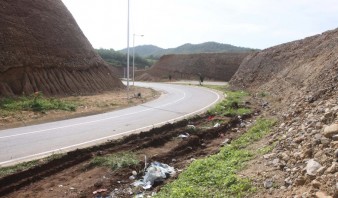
[120,42,257,58]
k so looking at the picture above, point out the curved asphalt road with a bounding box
[0,82,222,166]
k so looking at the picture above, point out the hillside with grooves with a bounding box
[0,0,124,97]
[136,53,249,81]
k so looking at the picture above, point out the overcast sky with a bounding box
[61,0,338,50]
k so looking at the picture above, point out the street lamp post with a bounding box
[132,34,144,86]
[126,0,130,99]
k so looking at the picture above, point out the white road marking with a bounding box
[0,87,186,139]
[0,87,221,166]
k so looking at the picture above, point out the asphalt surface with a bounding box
[0,82,222,166]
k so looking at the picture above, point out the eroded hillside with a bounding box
[136,53,249,81]
[0,0,123,97]
[230,28,338,197]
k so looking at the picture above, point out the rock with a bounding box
[311,179,321,188]
[294,176,306,186]
[263,153,276,159]
[263,179,273,189]
[132,171,137,176]
[284,177,292,186]
[325,162,337,173]
[306,159,322,176]
[316,166,326,175]
[315,191,333,198]
[332,134,338,141]
[322,124,338,138]
[294,136,305,144]
[335,149,338,158]
[272,158,280,166]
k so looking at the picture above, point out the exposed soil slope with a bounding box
[0,0,124,97]
[230,28,338,102]
[230,28,338,197]
[136,53,249,81]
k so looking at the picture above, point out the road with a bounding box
[0,82,222,166]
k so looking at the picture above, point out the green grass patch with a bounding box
[0,93,78,116]
[90,152,139,171]
[156,118,276,198]
[208,90,251,117]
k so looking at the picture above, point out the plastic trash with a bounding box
[178,133,190,138]
[214,123,220,128]
[133,162,176,189]
[187,125,196,130]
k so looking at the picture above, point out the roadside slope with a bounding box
[0,0,123,97]
[230,28,338,197]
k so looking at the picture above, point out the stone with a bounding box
[315,191,333,198]
[322,124,338,138]
[311,179,321,188]
[294,176,306,186]
[332,134,338,141]
[263,179,273,189]
[284,177,292,186]
[306,159,322,176]
[325,162,337,173]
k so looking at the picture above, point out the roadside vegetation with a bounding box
[0,93,78,117]
[90,152,139,171]
[155,85,275,197]
[156,118,276,198]
[96,48,152,69]
[206,85,251,116]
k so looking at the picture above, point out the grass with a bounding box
[208,89,251,117]
[0,153,65,177]
[0,93,78,116]
[156,118,276,198]
[90,152,139,171]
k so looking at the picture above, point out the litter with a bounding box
[133,162,176,189]
[214,123,220,128]
[187,125,196,130]
[178,133,190,138]
[93,188,107,194]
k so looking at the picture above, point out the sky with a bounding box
[61,0,338,50]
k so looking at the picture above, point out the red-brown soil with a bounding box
[0,0,123,97]
[136,53,249,81]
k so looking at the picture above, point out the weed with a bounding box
[0,93,78,114]
[208,90,251,117]
[90,152,139,171]
[155,119,276,198]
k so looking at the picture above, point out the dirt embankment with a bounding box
[136,53,249,81]
[230,28,338,197]
[0,0,124,97]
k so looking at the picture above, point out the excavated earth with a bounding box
[136,53,249,82]
[231,28,338,197]
[0,0,123,97]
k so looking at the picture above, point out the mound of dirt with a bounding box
[230,28,338,197]
[136,53,249,81]
[0,0,124,97]
[230,28,338,102]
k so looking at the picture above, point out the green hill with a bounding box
[120,42,258,58]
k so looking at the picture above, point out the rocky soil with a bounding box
[136,53,249,81]
[230,28,338,197]
[0,0,123,97]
